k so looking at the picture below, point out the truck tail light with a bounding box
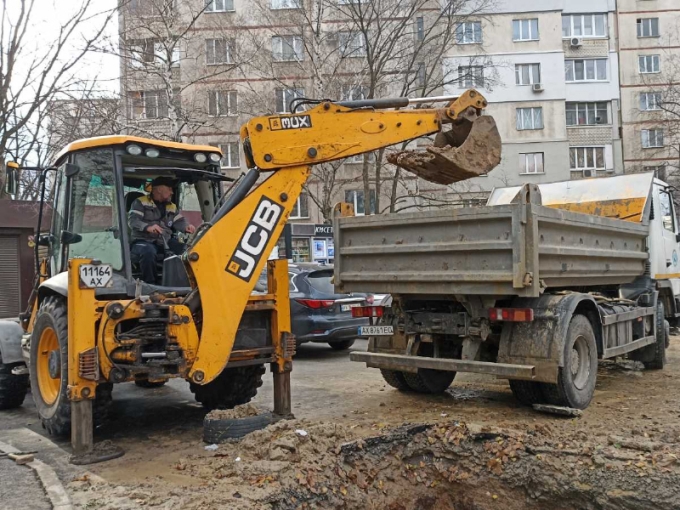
[488,308,534,322]
[352,306,385,318]
[296,299,335,309]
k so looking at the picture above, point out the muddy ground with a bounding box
[67,339,680,509]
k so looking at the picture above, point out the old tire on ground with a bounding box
[190,365,265,410]
[0,353,29,410]
[30,296,113,436]
[204,412,274,443]
[509,380,545,406]
[542,314,598,410]
[380,369,410,390]
[135,379,167,388]
[402,369,455,394]
[642,301,667,370]
[328,339,355,351]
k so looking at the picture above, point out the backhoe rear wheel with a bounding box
[30,296,112,436]
[190,365,265,410]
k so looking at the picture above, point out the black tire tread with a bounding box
[0,353,28,410]
[402,369,455,394]
[203,412,273,443]
[643,302,667,370]
[380,369,410,390]
[190,365,265,410]
[509,380,545,406]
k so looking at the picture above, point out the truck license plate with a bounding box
[359,325,394,336]
[79,264,113,288]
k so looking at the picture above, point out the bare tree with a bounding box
[0,0,116,199]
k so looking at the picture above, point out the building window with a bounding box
[565,102,608,126]
[458,66,484,87]
[516,107,543,131]
[562,14,607,38]
[272,35,304,61]
[338,31,367,57]
[346,152,376,164]
[639,55,660,74]
[271,0,301,8]
[205,0,234,12]
[206,39,233,65]
[416,16,424,41]
[276,87,305,113]
[513,19,539,41]
[128,91,168,119]
[515,63,540,85]
[290,193,309,219]
[416,62,426,87]
[345,190,376,216]
[341,84,369,101]
[218,142,240,168]
[565,59,607,82]
[519,153,544,174]
[127,39,155,67]
[637,18,660,38]
[641,129,664,148]
[130,0,173,16]
[208,90,237,117]
[640,92,663,111]
[455,22,482,44]
[570,147,605,170]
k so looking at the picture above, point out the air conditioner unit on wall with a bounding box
[582,169,594,178]
[532,83,544,92]
[570,37,583,48]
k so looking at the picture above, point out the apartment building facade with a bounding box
[446,0,624,201]
[617,0,680,181]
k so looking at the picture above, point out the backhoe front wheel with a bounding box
[30,296,112,436]
[190,365,265,410]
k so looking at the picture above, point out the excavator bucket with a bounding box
[387,109,502,185]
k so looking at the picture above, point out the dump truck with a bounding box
[0,90,501,460]
[341,172,673,409]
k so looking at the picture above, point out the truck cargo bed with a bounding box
[334,187,649,298]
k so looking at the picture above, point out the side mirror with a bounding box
[37,234,55,246]
[64,163,80,177]
[61,231,82,245]
[5,161,18,196]
[676,233,680,243]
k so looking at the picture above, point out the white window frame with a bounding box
[205,38,233,65]
[341,84,369,101]
[204,0,234,12]
[289,193,310,219]
[272,35,304,62]
[346,152,376,164]
[338,31,367,57]
[640,92,663,111]
[458,65,484,88]
[513,19,539,42]
[455,22,482,44]
[519,153,544,175]
[219,142,240,168]
[516,107,543,131]
[641,129,664,148]
[639,55,660,74]
[271,0,301,9]
[637,18,660,38]
[276,87,305,113]
[208,90,237,117]
[416,16,424,41]
[515,63,541,85]
[565,59,607,82]
[562,14,607,38]
[345,189,376,216]
[128,91,168,120]
[569,146,606,171]
[565,102,609,126]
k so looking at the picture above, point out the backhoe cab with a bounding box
[0,89,500,462]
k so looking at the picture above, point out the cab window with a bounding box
[659,189,676,233]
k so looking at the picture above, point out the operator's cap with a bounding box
[151,176,175,188]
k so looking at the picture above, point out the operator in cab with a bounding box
[128,177,196,283]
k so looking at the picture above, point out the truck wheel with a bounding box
[542,315,597,410]
[329,339,355,351]
[190,365,265,410]
[642,301,667,370]
[0,353,28,410]
[380,369,409,390]
[509,380,545,406]
[135,379,167,389]
[403,369,455,394]
[30,296,113,436]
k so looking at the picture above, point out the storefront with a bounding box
[281,223,335,265]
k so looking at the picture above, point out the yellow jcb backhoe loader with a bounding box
[0,89,500,462]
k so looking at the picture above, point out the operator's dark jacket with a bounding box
[128,194,189,244]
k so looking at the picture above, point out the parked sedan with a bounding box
[255,264,372,350]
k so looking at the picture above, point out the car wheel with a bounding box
[328,339,355,350]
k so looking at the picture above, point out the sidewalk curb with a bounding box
[0,438,73,510]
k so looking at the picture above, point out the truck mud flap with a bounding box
[350,351,536,380]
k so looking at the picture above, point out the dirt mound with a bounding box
[205,403,261,420]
